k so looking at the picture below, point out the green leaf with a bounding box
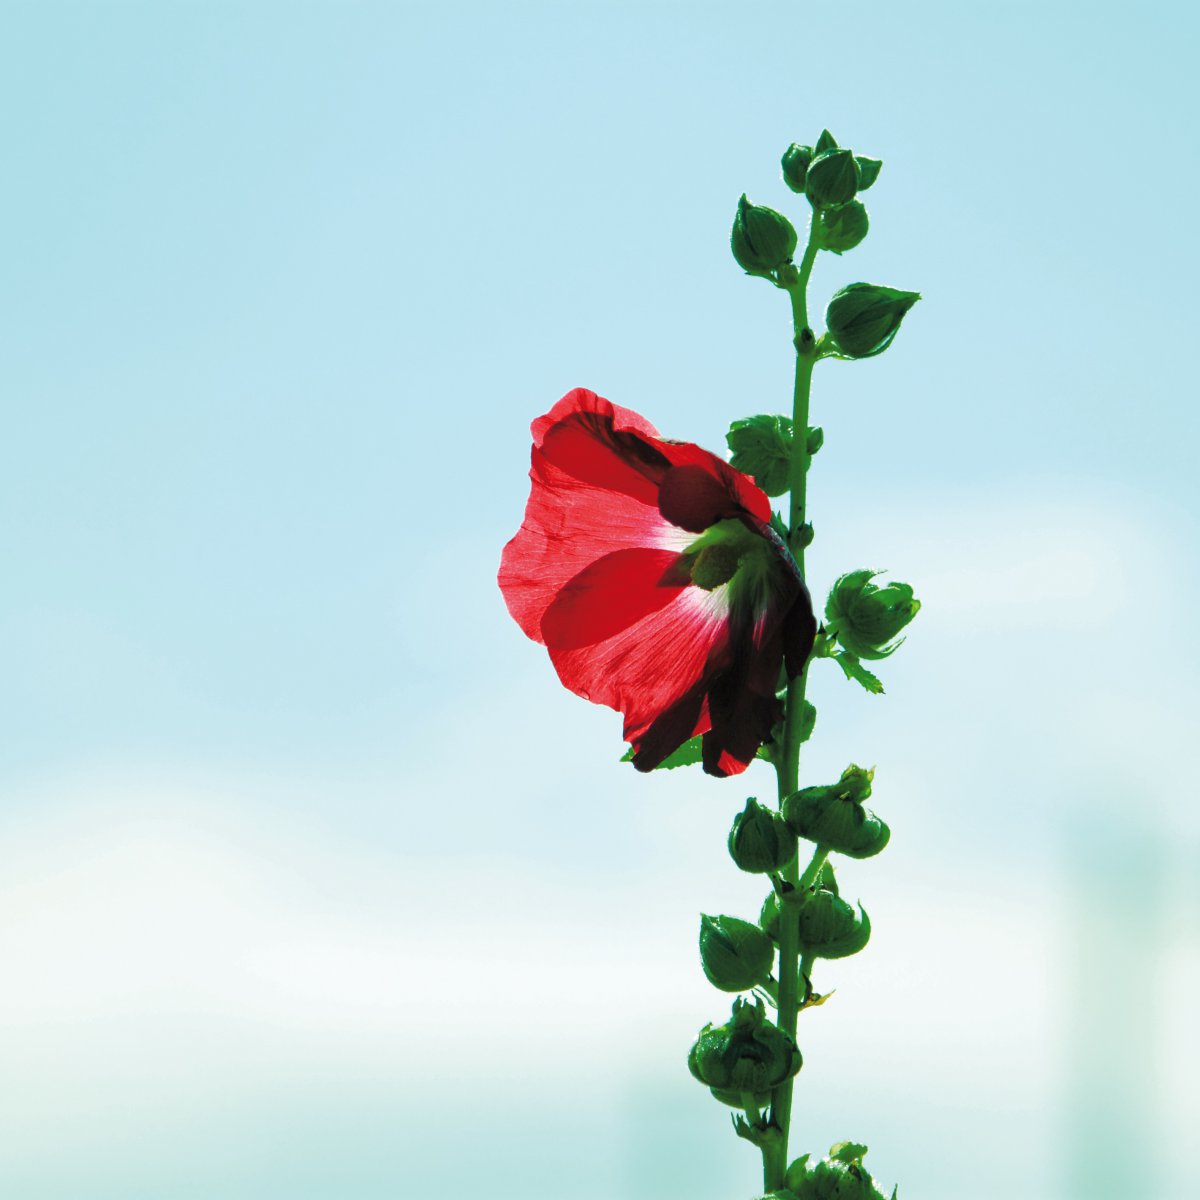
[815,128,838,153]
[832,651,885,694]
[796,700,817,744]
[726,413,794,497]
[620,736,704,768]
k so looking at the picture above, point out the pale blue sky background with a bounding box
[2,2,1198,1198]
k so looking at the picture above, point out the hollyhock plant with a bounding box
[498,130,920,1200]
[499,387,816,777]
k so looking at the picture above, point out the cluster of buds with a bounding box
[782,129,880,257]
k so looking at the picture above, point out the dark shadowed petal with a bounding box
[657,465,746,532]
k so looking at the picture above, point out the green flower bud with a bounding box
[688,997,802,1097]
[814,129,838,153]
[825,283,920,359]
[729,797,798,874]
[726,414,794,497]
[816,201,869,255]
[786,1144,891,1200]
[699,914,775,992]
[805,149,860,208]
[826,570,920,660]
[783,768,890,860]
[793,522,815,551]
[782,143,814,194]
[796,888,871,960]
[732,194,798,276]
[806,426,824,456]
[855,156,882,190]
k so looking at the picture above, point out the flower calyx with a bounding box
[688,997,802,1104]
[826,570,920,660]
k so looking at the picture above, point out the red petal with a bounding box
[541,548,688,651]
[549,586,732,758]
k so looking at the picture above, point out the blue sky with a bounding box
[2,3,1198,1197]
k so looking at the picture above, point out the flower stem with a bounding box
[762,215,822,1194]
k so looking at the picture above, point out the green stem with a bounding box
[761,216,822,1194]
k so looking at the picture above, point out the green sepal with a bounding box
[855,156,882,189]
[830,1142,870,1167]
[806,426,824,456]
[826,570,921,660]
[782,143,814,194]
[687,997,802,1094]
[796,890,871,960]
[729,797,799,874]
[726,413,794,497]
[699,914,775,992]
[815,129,838,153]
[816,200,869,254]
[825,283,920,359]
[805,148,860,208]
[783,768,890,860]
[731,194,798,276]
[710,1085,772,1109]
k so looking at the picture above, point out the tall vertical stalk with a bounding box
[761,217,821,1193]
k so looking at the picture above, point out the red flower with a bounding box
[498,388,816,777]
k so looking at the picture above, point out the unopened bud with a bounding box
[816,200,869,254]
[796,889,871,960]
[782,143,814,194]
[729,797,798,874]
[783,767,890,860]
[805,148,860,208]
[732,195,798,276]
[699,913,775,992]
[825,283,920,359]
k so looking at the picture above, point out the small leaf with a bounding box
[832,651,885,694]
[815,129,838,153]
[796,700,817,744]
